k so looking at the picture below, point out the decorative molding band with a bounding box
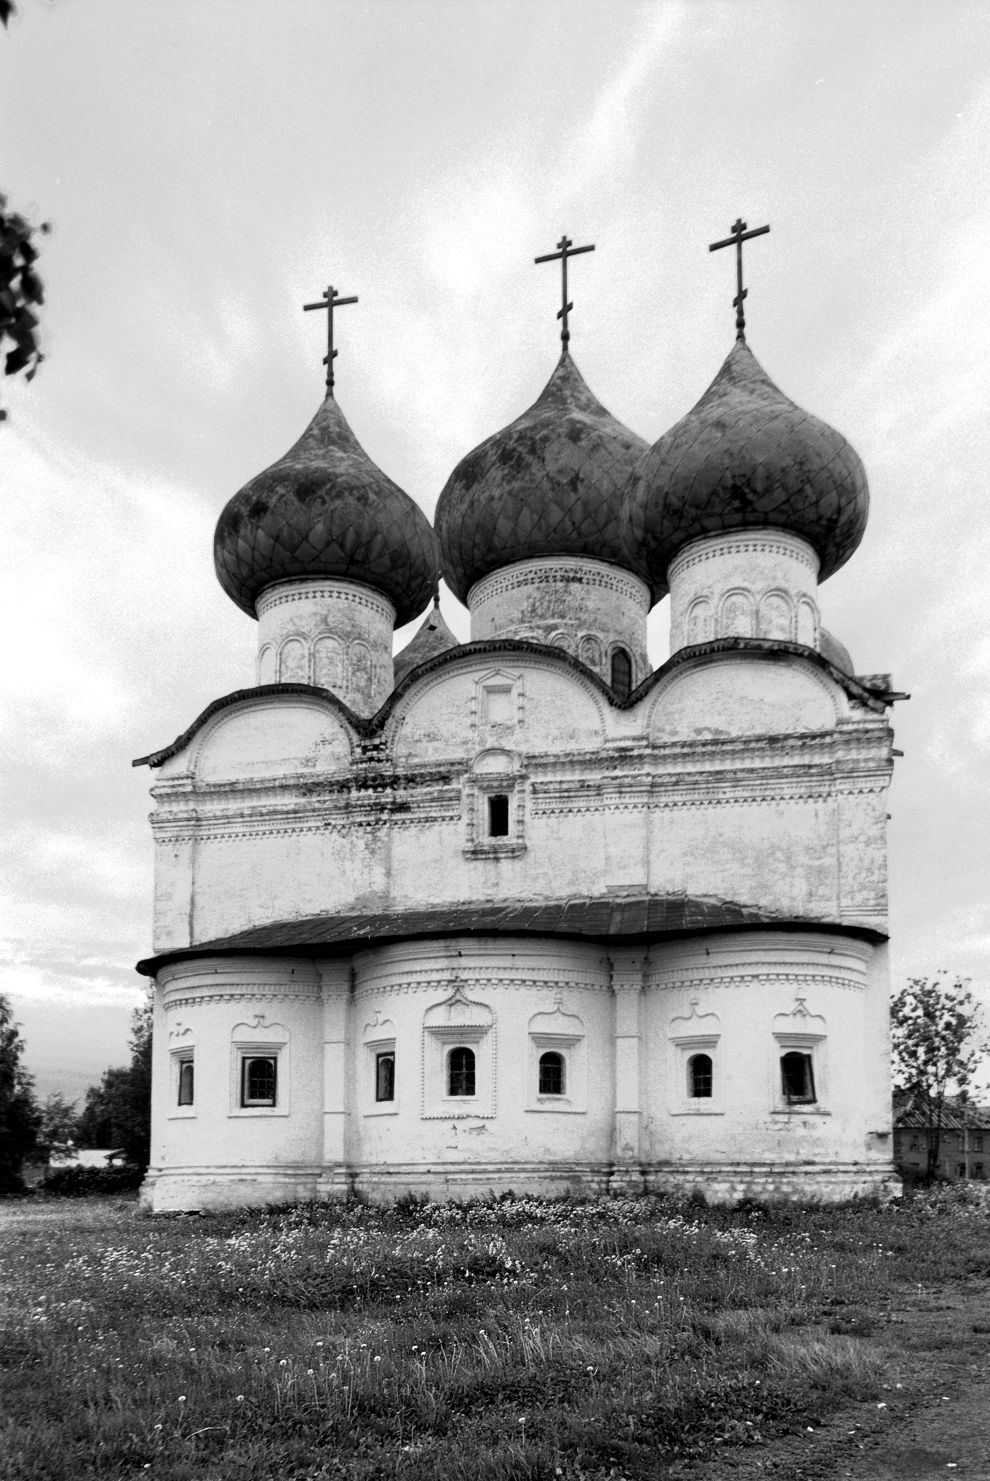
[161,991,323,1009]
[257,581,394,620]
[470,559,650,609]
[669,532,819,581]
[646,972,865,993]
[354,973,609,999]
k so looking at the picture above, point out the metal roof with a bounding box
[137,894,882,976]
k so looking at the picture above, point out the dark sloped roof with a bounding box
[893,1090,990,1130]
[137,894,884,975]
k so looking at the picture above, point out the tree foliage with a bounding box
[0,994,40,1193]
[76,994,152,1169]
[37,1091,79,1158]
[891,973,989,1182]
[0,190,48,418]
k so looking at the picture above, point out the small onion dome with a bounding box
[435,352,650,604]
[214,395,439,626]
[625,340,869,588]
[819,627,854,674]
[392,599,460,686]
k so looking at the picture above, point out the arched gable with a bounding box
[387,651,608,761]
[191,694,354,781]
[646,652,843,742]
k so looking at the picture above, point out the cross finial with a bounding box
[534,233,595,350]
[303,284,359,395]
[708,217,770,341]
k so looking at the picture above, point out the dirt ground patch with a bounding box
[675,1280,990,1480]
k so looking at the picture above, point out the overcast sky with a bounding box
[2,0,989,1103]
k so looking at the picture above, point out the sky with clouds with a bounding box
[2,0,989,1102]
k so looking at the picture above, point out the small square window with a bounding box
[375,1051,395,1103]
[780,1051,815,1104]
[488,794,510,838]
[241,1055,278,1108]
[177,1056,194,1107]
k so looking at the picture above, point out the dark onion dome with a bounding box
[392,599,460,686]
[819,627,854,674]
[435,352,651,604]
[624,340,869,589]
[215,394,439,626]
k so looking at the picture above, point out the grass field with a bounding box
[1,1186,989,1480]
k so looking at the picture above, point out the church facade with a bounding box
[136,266,901,1211]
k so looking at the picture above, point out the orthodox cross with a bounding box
[303,284,358,394]
[534,234,595,348]
[708,218,770,341]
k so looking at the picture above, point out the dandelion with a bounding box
[178,1395,186,1403]
[236,1395,245,1403]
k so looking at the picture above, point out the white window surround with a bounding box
[771,1032,829,1115]
[230,1016,290,1118]
[668,1033,724,1115]
[363,1034,398,1117]
[422,987,495,1120]
[464,749,527,858]
[168,1048,196,1120]
[667,1001,724,1115]
[526,1032,586,1114]
[771,999,828,1116]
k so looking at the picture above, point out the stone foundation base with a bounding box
[642,1160,902,1204]
[141,1158,901,1212]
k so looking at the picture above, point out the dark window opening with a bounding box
[538,1051,565,1095]
[957,1163,967,1177]
[242,1055,278,1107]
[780,1051,815,1104]
[610,648,633,700]
[488,794,510,838]
[688,1053,713,1099]
[177,1058,194,1107]
[375,1051,395,1103]
[448,1046,476,1097]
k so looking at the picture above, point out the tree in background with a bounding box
[0,994,40,1193]
[891,974,989,1183]
[37,1092,79,1159]
[76,993,152,1169]
[2,7,50,421]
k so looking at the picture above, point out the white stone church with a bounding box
[136,258,902,1211]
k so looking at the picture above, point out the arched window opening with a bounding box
[241,1055,278,1108]
[375,1051,395,1103]
[538,1050,565,1096]
[177,1057,194,1107]
[610,647,633,700]
[687,1053,712,1099]
[780,1050,816,1104]
[448,1046,476,1097]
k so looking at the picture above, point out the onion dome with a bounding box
[435,352,650,604]
[392,598,460,686]
[819,628,854,674]
[625,340,869,589]
[215,395,439,626]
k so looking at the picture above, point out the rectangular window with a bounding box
[972,1134,984,1152]
[957,1163,967,1177]
[375,1051,395,1103]
[488,794,510,838]
[177,1056,194,1107]
[241,1055,278,1108]
[780,1051,815,1104]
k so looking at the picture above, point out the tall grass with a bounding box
[1,1187,987,1480]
